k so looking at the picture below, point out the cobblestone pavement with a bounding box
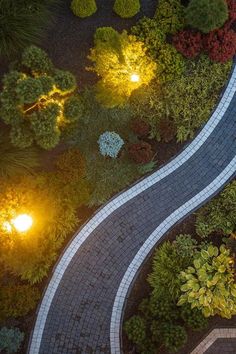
[29,66,236,354]
[204,339,236,354]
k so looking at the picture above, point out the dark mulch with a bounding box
[122,214,236,354]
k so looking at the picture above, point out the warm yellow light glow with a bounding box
[130,74,140,83]
[12,214,33,232]
[2,221,12,233]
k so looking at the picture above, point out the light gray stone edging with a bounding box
[28,66,236,354]
[190,328,236,353]
[110,156,236,353]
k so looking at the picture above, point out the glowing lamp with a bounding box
[12,214,33,232]
[130,74,140,83]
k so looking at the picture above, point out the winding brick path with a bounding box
[29,65,236,354]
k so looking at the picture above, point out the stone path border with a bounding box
[28,63,236,354]
[190,328,236,353]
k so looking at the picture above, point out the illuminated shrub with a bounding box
[0,327,24,354]
[98,131,124,158]
[88,28,156,107]
[71,0,97,18]
[173,30,203,58]
[131,118,150,137]
[154,0,185,34]
[204,24,236,62]
[0,46,82,150]
[0,285,40,320]
[128,141,153,164]
[131,17,166,59]
[186,0,228,33]
[113,0,140,18]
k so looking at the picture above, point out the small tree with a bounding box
[178,245,236,318]
[0,46,82,150]
[186,0,228,33]
[88,28,156,107]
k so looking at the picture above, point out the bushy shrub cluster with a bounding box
[173,30,203,58]
[71,0,97,18]
[113,0,140,18]
[0,46,82,150]
[130,118,150,137]
[185,0,228,33]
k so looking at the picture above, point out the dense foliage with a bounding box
[0,0,58,57]
[0,46,82,149]
[196,181,236,237]
[88,28,156,107]
[173,30,203,58]
[154,0,185,34]
[71,0,97,18]
[113,0,140,18]
[128,141,154,164]
[178,245,236,318]
[0,327,24,353]
[98,132,124,158]
[185,0,228,33]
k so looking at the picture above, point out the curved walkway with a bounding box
[29,65,236,354]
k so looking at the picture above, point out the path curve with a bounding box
[29,65,236,354]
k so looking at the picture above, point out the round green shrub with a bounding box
[186,0,228,33]
[124,316,146,347]
[181,304,208,331]
[64,96,83,121]
[71,0,97,18]
[160,323,187,352]
[22,45,53,73]
[54,70,77,92]
[113,0,140,18]
[16,77,43,104]
[10,123,34,148]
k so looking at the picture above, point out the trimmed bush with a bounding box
[0,327,24,353]
[128,141,153,164]
[158,118,176,142]
[204,24,236,62]
[173,29,203,58]
[186,0,228,33]
[71,0,97,18]
[98,132,124,158]
[181,304,208,331]
[113,0,140,18]
[124,316,146,347]
[160,324,187,352]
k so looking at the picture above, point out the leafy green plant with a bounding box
[181,304,208,331]
[88,28,156,107]
[0,284,40,320]
[113,0,140,18]
[71,0,97,17]
[154,0,185,34]
[196,181,236,237]
[0,46,82,150]
[124,316,146,347]
[131,17,166,59]
[173,234,198,258]
[178,244,236,318]
[186,0,228,33]
[0,327,24,353]
[0,0,59,57]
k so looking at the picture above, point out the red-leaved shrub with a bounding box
[173,30,202,58]
[131,118,150,137]
[227,0,236,21]
[158,118,176,142]
[204,24,236,62]
[128,141,153,164]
